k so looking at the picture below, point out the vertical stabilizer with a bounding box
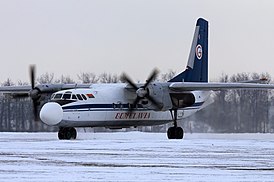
[169,18,208,82]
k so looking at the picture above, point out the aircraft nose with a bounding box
[40,102,63,126]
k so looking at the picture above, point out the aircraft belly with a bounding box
[59,104,203,128]
[59,110,172,128]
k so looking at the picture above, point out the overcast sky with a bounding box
[0,0,274,83]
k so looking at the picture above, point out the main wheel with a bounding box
[167,127,176,139]
[167,127,184,139]
[175,127,184,139]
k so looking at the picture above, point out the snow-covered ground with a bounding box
[0,132,274,182]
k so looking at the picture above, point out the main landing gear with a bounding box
[167,109,184,139]
[58,127,77,140]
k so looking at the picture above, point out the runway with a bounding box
[0,132,274,181]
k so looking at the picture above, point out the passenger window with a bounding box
[76,94,83,100]
[81,94,87,100]
[62,94,71,100]
[54,94,62,99]
[72,94,77,100]
[116,102,122,109]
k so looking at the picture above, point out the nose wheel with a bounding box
[167,109,184,139]
[58,127,77,140]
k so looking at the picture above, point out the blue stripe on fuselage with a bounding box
[62,102,205,111]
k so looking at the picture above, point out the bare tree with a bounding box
[37,73,54,84]
[17,80,29,86]
[161,70,176,82]
[191,72,272,133]
[2,78,14,86]
[100,73,119,83]
[55,75,75,84]
[77,72,99,83]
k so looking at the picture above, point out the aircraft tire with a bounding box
[167,127,176,139]
[58,127,65,140]
[167,127,184,139]
[69,127,77,140]
[58,127,77,140]
[175,127,184,139]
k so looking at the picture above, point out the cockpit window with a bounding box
[62,94,71,100]
[51,92,90,101]
[76,94,83,100]
[50,94,55,100]
[81,94,87,100]
[54,94,62,99]
[72,94,77,100]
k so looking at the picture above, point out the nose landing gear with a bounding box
[167,109,184,139]
[58,127,77,140]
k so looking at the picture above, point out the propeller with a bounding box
[29,65,41,121]
[121,69,163,111]
[30,65,35,89]
[12,65,41,120]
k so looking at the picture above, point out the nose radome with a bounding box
[40,102,63,126]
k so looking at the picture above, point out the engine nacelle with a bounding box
[170,92,195,108]
[145,83,173,111]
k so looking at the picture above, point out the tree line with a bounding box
[1,71,274,133]
[184,72,274,133]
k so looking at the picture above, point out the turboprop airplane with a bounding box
[1,18,274,140]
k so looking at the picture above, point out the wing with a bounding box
[169,82,274,91]
[0,86,32,97]
[0,84,92,96]
[0,86,32,94]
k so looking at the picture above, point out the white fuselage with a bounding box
[40,83,213,128]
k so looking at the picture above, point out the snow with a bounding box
[0,132,274,181]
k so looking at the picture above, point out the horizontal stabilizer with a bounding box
[169,82,274,91]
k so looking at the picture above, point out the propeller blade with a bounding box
[32,100,39,121]
[130,96,141,110]
[143,69,159,89]
[121,73,139,90]
[123,68,161,112]
[30,65,36,89]
[29,65,40,121]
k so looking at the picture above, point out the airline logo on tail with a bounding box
[196,44,203,60]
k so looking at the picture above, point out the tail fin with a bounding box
[169,18,208,82]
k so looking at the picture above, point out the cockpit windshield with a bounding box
[54,94,62,99]
[62,94,71,100]
[76,94,83,100]
[50,92,93,101]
